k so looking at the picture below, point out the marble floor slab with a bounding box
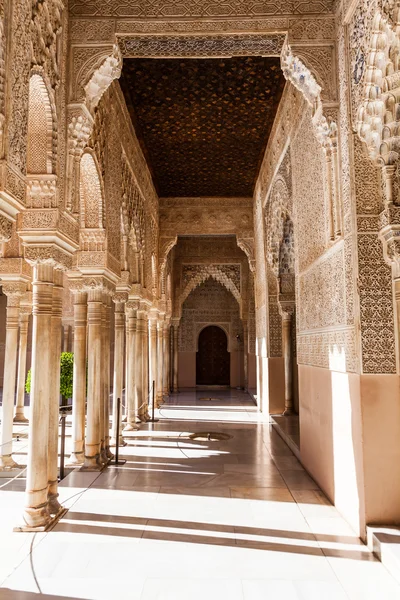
[0,390,399,599]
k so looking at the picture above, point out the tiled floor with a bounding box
[0,390,399,599]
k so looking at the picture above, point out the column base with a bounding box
[66,451,85,466]
[0,455,24,470]
[48,492,62,516]
[81,454,104,471]
[123,423,139,432]
[14,506,68,533]
[283,407,294,416]
[13,414,28,424]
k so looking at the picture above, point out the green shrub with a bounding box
[60,352,74,400]
[25,369,31,394]
[25,352,74,401]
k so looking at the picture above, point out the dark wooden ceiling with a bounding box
[120,56,285,197]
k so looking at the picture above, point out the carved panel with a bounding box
[298,247,346,331]
[358,234,396,374]
[118,34,285,58]
[292,108,327,272]
[69,0,335,18]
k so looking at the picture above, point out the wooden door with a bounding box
[196,326,230,385]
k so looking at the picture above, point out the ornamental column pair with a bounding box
[123,300,151,429]
[80,283,113,469]
[68,279,114,469]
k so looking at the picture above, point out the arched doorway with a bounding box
[196,326,230,386]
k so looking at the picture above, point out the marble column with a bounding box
[134,309,144,423]
[142,313,150,419]
[103,295,112,460]
[23,264,54,528]
[149,315,158,412]
[14,308,30,423]
[62,325,68,352]
[123,310,130,421]
[172,323,179,393]
[47,269,63,515]
[0,285,24,469]
[279,303,295,416]
[243,321,248,391]
[156,318,164,407]
[68,291,87,465]
[83,288,103,469]
[112,299,126,443]
[162,322,170,397]
[124,302,139,430]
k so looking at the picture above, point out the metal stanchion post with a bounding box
[59,405,72,481]
[114,397,126,465]
[147,380,159,423]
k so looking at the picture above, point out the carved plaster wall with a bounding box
[179,278,243,354]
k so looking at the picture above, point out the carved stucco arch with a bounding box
[83,44,122,113]
[79,150,105,229]
[281,41,337,150]
[265,176,291,277]
[159,236,177,296]
[178,267,241,318]
[27,72,56,175]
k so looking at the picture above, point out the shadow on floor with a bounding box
[55,510,372,561]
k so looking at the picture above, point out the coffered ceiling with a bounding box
[120,56,286,197]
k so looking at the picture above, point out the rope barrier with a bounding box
[0,466,28,490]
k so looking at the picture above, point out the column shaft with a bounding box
[149,319,158,411]
[156,320,164,407]
[282,315,294,415]
[142,316,149,418]
[0,294,21,468]
[125,307,139,430]
[103,296,112,460]
[23,264,54,528]
[47,269,63,515]
[173,325,179,393]
[112,301,125,443]
[134,313,144,423]
[14,311,30,423]
[83,289,103,469]
[243,322,248,391]
[69,291,87,465]
[162,323,170,396]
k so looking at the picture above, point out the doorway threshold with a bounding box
[196,385,230,390]
[270,413,300,460]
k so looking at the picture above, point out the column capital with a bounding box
[126,300,140,313]
[0,214,13,243]
[113,291,129,305]
[278,293,295,320]
[1,280,27,303]
[23,244,74,271]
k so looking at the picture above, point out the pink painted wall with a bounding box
[248,353,257,390]
[299,365,400,537]
[268,357,285,414]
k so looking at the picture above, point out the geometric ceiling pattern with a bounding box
[120,57,286,197]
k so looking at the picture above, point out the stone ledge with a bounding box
[367,526,400,585]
